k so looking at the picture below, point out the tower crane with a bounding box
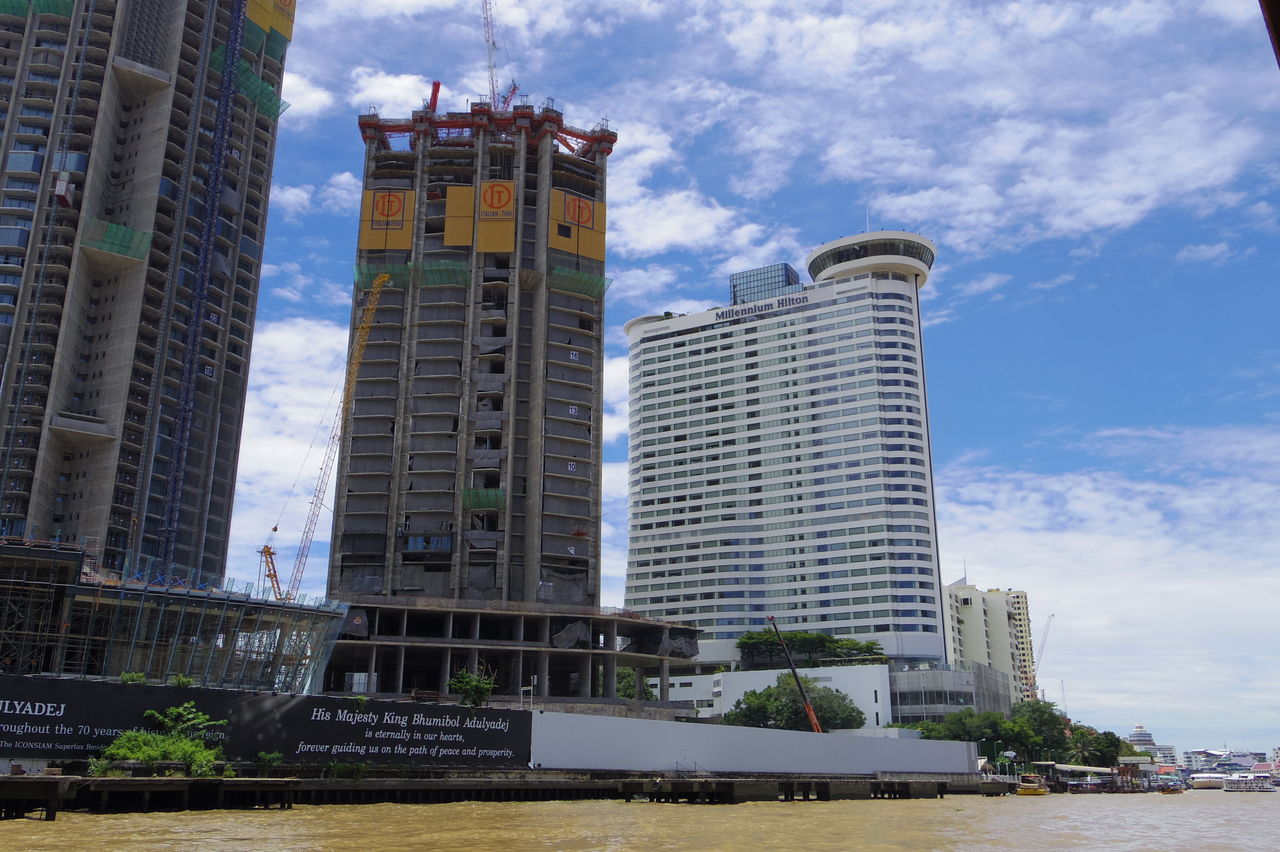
[481,0,500,106]
[1033,612,1054,676]
[259,272,391,601]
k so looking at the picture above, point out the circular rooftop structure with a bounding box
[806,230,937,287]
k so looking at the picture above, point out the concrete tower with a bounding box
[320,99,697,703]
[625,231,946,664]
[0,0,295,584]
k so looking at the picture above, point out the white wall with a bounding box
[530,711,973,774]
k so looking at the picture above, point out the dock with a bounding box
[0,771,1012,819]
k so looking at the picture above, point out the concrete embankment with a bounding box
[0,771,1014,819]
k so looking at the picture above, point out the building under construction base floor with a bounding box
[0,541,345,693]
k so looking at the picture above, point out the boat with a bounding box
[1016,773,1050,796]
[1189,773,1228,789]
[1223,774,1275,792]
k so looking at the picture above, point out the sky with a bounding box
[225,0,1280,755]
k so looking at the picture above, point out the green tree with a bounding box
[1009,700,1071,761]
[448,667,496,707]
[723,673,865,732]
[95,702,227,778]
[614,667,656,701]
[144,701,226,739]
[735,630,887,670]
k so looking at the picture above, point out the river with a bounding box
[2,791,1277,850]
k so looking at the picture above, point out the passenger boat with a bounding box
[1016,773,1050,796]
[1188,773,1227,789]
[1223,774,1275,792]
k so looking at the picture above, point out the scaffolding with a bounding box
[0,542,345,693]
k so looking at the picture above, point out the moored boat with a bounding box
[1223,774,1275,792]
[1189,773,1227,789]
[1016,773,1050,796]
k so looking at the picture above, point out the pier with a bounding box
[0,770,1010,818]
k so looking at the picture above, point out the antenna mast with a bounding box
[481,0,499,106]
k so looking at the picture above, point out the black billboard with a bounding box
[0,674,530,768]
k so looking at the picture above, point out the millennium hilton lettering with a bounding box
[714,296,809,321]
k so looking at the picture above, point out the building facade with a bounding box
[0,0,294,585]
[624,231,946,664]
[729,261,800,306]
[943,582,1036,702]
[323,99,697,701]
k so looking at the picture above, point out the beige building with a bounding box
[943,582,1036,702]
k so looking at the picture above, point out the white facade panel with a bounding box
[530,710,973,774]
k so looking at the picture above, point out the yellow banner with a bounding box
[358,188,415,252]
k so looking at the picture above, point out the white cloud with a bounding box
[281,72,336,121]
[1174,241,1232,263]
[602,356,630,444]
[955,272,1011,298]
[937,425,1280,746]
[318,172,362,213]
[347,66,440,117]
[271,172,362,223]
[226,318,350,598]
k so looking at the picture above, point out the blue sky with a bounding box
[226,0,1280,754]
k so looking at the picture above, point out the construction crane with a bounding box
[1033,612,1054,676]
[259,272,392,601]
[768,617,823,733]
[481,0,500,106]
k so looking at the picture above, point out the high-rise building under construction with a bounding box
[322,99,697,700]
[0,0,294,584]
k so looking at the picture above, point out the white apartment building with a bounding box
[624,231,945,664]
[944,583,1036,701]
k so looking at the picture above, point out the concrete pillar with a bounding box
[603,652,617,699]
[366,645,377,694]
[659,659,670,703]
[395,645,405,694]
[537,651,549,697]
[578,654,591,698]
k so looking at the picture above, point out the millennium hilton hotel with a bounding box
[624,231,946,665]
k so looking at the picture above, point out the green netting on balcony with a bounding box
[547,266,611,299]
[31,0,71,15]
[354,261,470,290]
[81,218,152,260]
[0,0,30,18]
[211,44,290,121]
[462,488,505,510]
[242,20,266,55]
[354,263,413,291]
[265,29,289,62]
[417,260,470,287]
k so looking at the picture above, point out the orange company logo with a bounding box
[371,191,405,230]
[482,183,512,210]
[564,196,593,228]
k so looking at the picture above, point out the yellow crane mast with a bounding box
[259,272,392,601]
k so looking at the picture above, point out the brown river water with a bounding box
[1,791,1277,851]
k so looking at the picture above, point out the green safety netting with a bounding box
[210,44,290,121]
[547,266,611,299]
[462,489,505,510]
[354,261,471,290]
[241,20,267,55]
[31,0,71,15]
[417,260,470,287]
[354,263,413,291]
[81,218,152,260]
[264,29,289,62]
[0,0,30,18]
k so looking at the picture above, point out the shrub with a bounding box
[167,674,195,688]
[120,672,147,685]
